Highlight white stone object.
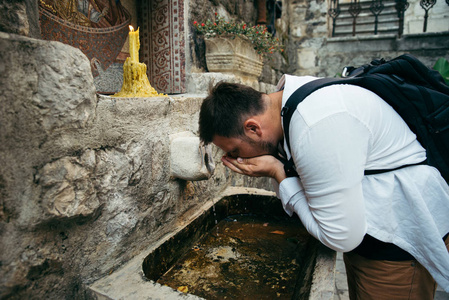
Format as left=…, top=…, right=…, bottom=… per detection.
left=170, top=133, right=215, bottom=181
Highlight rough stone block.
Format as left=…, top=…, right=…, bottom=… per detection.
left=36, top=155, right=99, bottom=219
left=0, top=32, right=97, bottom=135
left=298, top=49, right=317, bottom=69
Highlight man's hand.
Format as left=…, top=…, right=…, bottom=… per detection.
left=221, top=155, right=287, bottom=183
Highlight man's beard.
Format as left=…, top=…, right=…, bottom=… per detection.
left=243, top=135, right=278, bottom=156
left=258, top=140, right=278, bottom=156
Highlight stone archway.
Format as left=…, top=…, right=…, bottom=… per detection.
left=138, top=0, right=186, bottom=94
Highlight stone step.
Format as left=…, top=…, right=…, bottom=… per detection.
left=335, top=23, right=399, bottom=32
left=335, top=16, right=399, bottom=26
left=333, top=27, right=399, bottom=36
left=336, top=12, right=398, bottom=22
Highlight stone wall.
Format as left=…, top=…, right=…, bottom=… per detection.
left=284, top=0, right=449, bottom=77
left=188, top=0, right=260, bottom=74
left=0, top=0, right=40, bottom=39
left=0, top=32, right=272, bottom=299
left=187, top=0, right=289, bottom=87
left=404, top=0, right=448, bottom=34
left=188, top=0, right=448, bottom=87
left=94, top=0, right=287, bottom=94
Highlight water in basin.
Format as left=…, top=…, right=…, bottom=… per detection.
left=158, top=213, right=309, bottom=299
left=142, top=194, right=318, bottom=299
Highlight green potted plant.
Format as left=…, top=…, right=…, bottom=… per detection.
left=193, top=13, right=284, bottom=78
left=433, top=57, right=449, bottom=85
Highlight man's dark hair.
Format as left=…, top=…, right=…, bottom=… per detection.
left=199, top=82, right=265, bottom=144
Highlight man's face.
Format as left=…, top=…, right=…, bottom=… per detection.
left=212, top=134, right=278, bottom=159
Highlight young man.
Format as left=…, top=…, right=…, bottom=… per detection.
left=198, top=75, right=449, bottom=299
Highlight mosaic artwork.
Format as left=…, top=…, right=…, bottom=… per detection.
left=140, top=0, right=186, bottom=94
left=39, top=0, right=131, bottom=77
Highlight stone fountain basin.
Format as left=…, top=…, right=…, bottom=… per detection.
left=90, top=187, right=336, bottom=300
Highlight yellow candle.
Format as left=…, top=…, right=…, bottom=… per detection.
left=129, top=25, right=139, bottom=63
left=113, top=25, right=166, bottom=98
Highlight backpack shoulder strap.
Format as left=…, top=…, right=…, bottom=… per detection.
left=282, top=77, right=356, bottom=155
left=281, top=77, right=353, bottom=177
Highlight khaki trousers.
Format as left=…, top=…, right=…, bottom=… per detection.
left=343, top=235, right=449, bottom=300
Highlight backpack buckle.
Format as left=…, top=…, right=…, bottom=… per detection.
left=342, top=67, right=352, bottom=78
left=284, top=159, right=299, bottom=177
left=281, top=107, right=289, bottom=117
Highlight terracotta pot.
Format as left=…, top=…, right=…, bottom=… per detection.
left=204, top=35, right=263, bottom=78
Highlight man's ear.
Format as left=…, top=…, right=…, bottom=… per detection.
left=243, top=119, right=262, bottom=137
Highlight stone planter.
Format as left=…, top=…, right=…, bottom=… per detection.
left=204, top=35, right=263, bottom=78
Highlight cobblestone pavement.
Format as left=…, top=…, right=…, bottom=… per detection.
left=333, top=252, right=449, bottom=300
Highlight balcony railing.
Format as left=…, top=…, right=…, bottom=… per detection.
left=328, top=0, right=446, bottom=37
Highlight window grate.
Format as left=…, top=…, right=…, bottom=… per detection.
left=329, top=0, right=448, bottom=37
left=330, top=0, right=403, bottom=37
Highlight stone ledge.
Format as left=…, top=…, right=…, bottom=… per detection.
left=89, top=187, right=274, bottom=300
left=308, top=244, right=337, bottom=300
left=89, top=187, right=336, bottom=300
left=327, top=34, right=397, bottom=42
left=326, top=31, right=449, bottom=51
left=186, top=72, right=276, bottom=94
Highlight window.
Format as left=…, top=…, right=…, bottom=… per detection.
left=328, top=0, right=447, bottom=37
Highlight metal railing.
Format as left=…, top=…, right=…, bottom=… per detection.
left=328, top=0, right=446, bottom=37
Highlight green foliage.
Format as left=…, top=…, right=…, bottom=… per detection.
left=193, top=13, right=284, bottom=57
left=433, top=57, right=449, bottom=85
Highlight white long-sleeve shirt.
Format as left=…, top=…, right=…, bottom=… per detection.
left=274, top=74, right=449, bottom=291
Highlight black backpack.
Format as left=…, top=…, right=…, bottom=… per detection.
left=281, top=54, right=449, bottom=182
